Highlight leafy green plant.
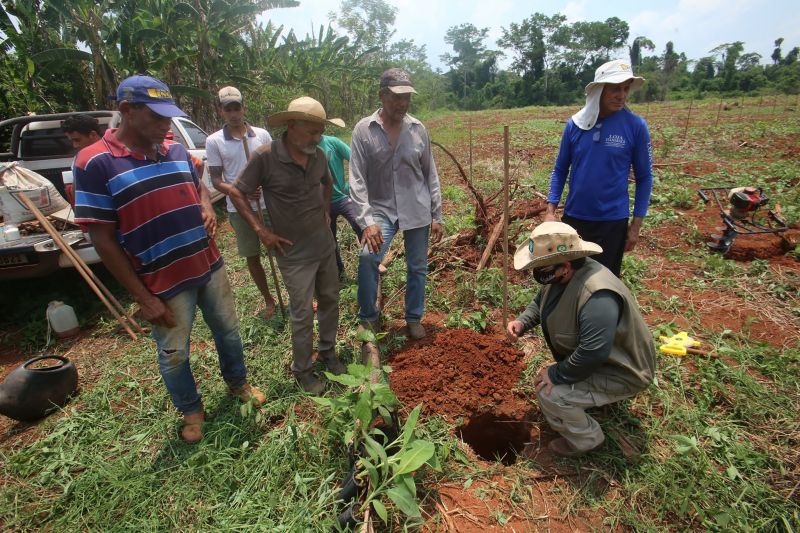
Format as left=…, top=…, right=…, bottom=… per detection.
left=446, top=306, right=489, bottom=331
left=313, top=364, right=440, bottom=526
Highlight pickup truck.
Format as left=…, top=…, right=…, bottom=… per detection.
left=0, top=111, right=222, bottom=280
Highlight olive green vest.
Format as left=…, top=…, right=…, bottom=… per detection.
left=540, top=258, right=656, bottom=389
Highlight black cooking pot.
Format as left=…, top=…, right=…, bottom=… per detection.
left=0, top=355, right=78, bottom=421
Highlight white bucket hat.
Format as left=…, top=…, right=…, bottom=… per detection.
left=267, top=96, right=345, bottom=128
left=572, top=59, right=646, bottom=130
left=585, top=59, right=645, bottom=94
left=513, top=221, right=603, bottom=271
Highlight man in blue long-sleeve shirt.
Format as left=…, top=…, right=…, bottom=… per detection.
left=545, top=59, right=653, bottom=277
left=507, top=222, right=656, bottom=457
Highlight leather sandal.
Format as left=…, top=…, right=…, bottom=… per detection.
left=180, top=411, right=205, bottom=444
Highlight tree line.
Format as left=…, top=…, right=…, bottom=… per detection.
left=2, top=0, right=798, bottom=129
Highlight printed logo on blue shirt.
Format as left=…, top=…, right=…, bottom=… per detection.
left=604, top=134, right=626, bottom=148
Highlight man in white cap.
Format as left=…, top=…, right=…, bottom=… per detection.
left=74, top=75, right=266, bottom=444
left=507, top=221, right=656, bottom=457
left=206, top=86, right=277, bottom=319
left=349, top=67, right=443, bottom=340
left=544, top=59, right=653, bottom=277
left=229, top=96, right=347, bottom=395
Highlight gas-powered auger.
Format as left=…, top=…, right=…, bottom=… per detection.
left=698, top=186, right=787, bottom=254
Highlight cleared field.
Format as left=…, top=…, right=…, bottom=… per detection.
left=1, top=97, right=798, bottom=531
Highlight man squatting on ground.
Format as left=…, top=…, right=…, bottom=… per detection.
left=319, top=133, right=362, bottom=279
left=229, top=97, right=347, bottom=395
left=74, top=75, right=265, bottom=444
left=545, top=59, right=654, bottom=277
left=507, top=222, right=656, bottom=458
left=349, top=68, right=443, bottom=340
left=205, top=86, right=277, bottom=319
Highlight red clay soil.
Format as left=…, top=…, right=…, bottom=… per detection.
left=390, top=328, right=620, bottom=532
left=388, top=328, right=530, bottom=424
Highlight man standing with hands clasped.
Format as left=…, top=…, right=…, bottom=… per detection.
left=229, top=97, right=347, bottom=395
left=349, top=68, right=443, bottom=340
left=545, top=59, right=653, bottom=277
left=206, top=86, right=277, bottom=319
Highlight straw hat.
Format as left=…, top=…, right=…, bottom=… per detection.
left=513, top=221, right=603, bottom=271
left=584, top=59, right=645, bottom=95
left=267, top=96, right=345, bottom=128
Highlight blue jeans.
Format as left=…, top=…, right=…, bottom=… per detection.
left=151, top=266, right=248, bottom=415
left=357, top=213, right=429, bottom=323
left=330, top=197, right=363, bottom=275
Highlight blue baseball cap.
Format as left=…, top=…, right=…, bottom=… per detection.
left=116, top=75, right=187, bottom=118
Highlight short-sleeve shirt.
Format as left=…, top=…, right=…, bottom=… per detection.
left=205, top=123, right=271, bottom=212
left=234, top=136, right=334, bottom=265
left=319, top=135, right=351, bottom=203
left=73, top=128, right=222, bottom=299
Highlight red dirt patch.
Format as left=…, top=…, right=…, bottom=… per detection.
left=389, top=328, right=529, bottom=423
left=432, top=476, right=612, bottom=533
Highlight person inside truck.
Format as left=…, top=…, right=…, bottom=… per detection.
left=61, top=114, right=102, bottom=151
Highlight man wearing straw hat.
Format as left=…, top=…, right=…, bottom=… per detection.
left=544, top=59, right=653, bottom=277
left=74, top=75, right=266, bottom=444
left=230, top=96, right=347, bottom=395
left=206, top=86, right=277, bottom=319
left=349, top=67, right=443, bottom=340
left=507, top=221, right=656, bottom=457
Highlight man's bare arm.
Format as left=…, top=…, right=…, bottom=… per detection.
left=87, top=223, right=175, bottom=327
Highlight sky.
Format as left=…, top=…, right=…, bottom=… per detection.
left=261, top=0, right=800, bottom=71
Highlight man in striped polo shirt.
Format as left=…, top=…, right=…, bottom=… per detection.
left=74, top=75, right=265, bottom=444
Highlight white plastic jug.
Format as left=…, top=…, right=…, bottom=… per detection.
left=46, top=301, right=80, bottom=338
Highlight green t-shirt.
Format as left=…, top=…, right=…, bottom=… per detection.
left=319, top=135, right=351, bottom=203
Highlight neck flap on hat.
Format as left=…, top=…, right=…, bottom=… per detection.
left=570, top=85, right=604, bottom=131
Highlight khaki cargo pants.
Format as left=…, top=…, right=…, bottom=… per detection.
left=537, top=371, right=642, bottom=451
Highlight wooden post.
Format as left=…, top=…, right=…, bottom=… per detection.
left=739, top=95, right=745, bottom=120
left=469, top=119, right=473, bottom=182
left=772, top=94, right=778, bottom=114
left=683, top=98, right=693, bottom=141
left=715, top=97, right=723, bottom=126
left=502, top=126, right=509, bottom=329
left=17, top=193, right=141, bottom=340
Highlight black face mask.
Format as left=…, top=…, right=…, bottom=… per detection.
left=533, top=265, right=560, bottom=285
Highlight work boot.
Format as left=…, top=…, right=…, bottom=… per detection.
left=229, top=383, right=266, bottom=407
left=320, top=350, right=347, bottom=375
left=295, top=371, right=325, bottom=395
left=180, top=410, right=205, bottom=444
left=406, top=321, right=426, bottom=340
left=548, top=437, right=603, bottom=458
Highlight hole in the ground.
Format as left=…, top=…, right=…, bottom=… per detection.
left=457, top=412, right=530, bottom=465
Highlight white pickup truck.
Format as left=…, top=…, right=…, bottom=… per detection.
left=0, top=111, right=222, bottom=280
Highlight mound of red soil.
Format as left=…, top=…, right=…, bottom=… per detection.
left=388, top=328, right=529, bottom=421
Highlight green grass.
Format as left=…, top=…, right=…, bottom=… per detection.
left=1, top=101, right=799, bottom=531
